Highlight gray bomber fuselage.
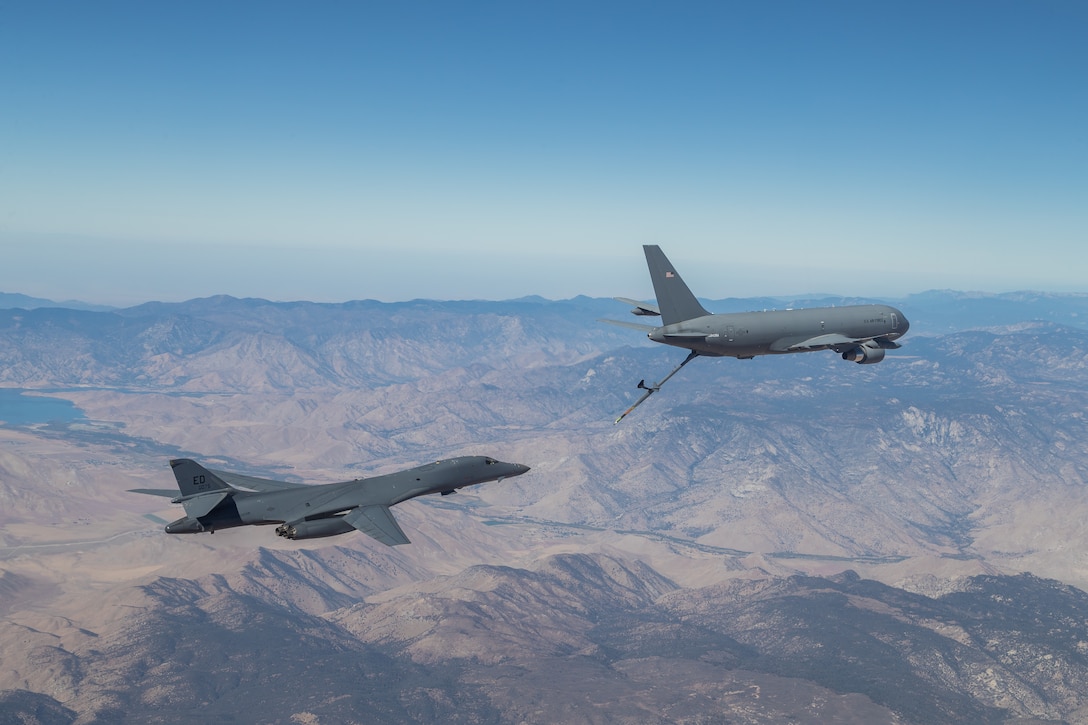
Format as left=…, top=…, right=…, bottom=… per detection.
left=650, top=304, right=909, bottom=358
left=164, top=456, right=529, bottom=534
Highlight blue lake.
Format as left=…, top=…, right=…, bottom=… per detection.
left=0, top=389, right=86, bottom=425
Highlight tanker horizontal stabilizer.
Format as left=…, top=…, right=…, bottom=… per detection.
left=613, top=297, right=661, bottom=316
left=599, top=318, right=656, bottom=333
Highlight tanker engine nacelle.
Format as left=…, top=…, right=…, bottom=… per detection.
left=841, top=342, right=886, bottom=365
left=276, top=516, right=356, bottom=540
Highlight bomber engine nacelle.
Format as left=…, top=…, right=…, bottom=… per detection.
left=275, top=516, right=356, bottom=540
left=841, top=342, right=886, bottom=365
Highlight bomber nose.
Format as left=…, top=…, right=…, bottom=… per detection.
left=511, top=463, right=530, bottom=476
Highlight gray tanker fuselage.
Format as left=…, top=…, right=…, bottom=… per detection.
left=650, top=304, right=908, bottom=359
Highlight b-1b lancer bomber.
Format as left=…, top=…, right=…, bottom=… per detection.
left=605, top=245, right=910, bottom=422
left=131, top=456, right=530, bottom=545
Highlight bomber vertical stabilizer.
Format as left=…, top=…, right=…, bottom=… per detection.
left=170, top=458, right=234, bottom=497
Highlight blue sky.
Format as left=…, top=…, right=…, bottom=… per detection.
left=2, top=1, right=1085, bottom=305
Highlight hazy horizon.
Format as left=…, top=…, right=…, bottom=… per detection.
left=6, top=235, right=1088, bottom=309
left=4, top=262, right=1087, bottom=312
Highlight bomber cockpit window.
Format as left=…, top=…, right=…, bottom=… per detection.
left=485, top=458, right=497, bottom=465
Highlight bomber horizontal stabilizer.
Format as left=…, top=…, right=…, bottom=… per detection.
left=128, top=488, right=181, bottom=498
left=176, top=490, right=231, bottom=518
left=345, top=505, right=411, bottom=546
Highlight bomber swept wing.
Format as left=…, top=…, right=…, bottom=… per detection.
left=344, top=505, right=411, bottom=546
left=207, top=468, right=307, bottom=492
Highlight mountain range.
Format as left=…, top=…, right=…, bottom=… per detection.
left=2, top=290, right=1088, bottom=723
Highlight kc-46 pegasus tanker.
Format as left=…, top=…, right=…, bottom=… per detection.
left=604, top=245, right=910, bottom=421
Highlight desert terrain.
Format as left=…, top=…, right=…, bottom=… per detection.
left=2, top=292, right=1088, bottom=723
